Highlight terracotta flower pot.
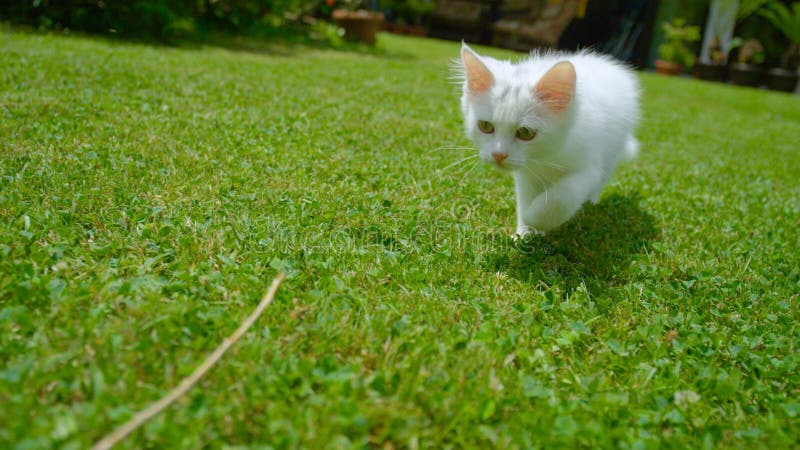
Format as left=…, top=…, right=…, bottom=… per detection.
left=332, top=9, right=385, bottom=45
left=655, top=59, right=683, bottom=75
left=729, top=63, right=764, bottom=87
left=765, top=68, right=798, bottom=92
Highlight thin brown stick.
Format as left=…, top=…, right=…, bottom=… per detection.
left=92, top=273, right=286, bottom=450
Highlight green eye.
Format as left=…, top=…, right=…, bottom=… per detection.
left=477, top=120, right=495, bottom=134
left=515, top=127, right=537, bottom=141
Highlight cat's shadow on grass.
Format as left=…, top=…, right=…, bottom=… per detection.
left=484, top=192, right=659, bottom=294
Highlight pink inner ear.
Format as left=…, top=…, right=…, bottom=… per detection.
left=462, top=49, right=493, bottom=94
left=534, top=61, right=576, bottom=114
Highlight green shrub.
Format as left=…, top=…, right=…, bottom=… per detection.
left=657, top=18, right=701, bottom=68
left=759, top=0, right=800, bottom=68
left=0, top=0, right=323, bottom=44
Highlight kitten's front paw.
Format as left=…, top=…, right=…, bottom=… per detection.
left=513, top=225, right=547, bottom=255
left=524, top=198, right=573, bottom=232
left=514, top=225, right=544, bottom=239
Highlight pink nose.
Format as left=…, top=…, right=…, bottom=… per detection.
left=492, top=152, right=508, bottom=163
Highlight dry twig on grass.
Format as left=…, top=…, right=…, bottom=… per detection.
left=92, top=273, right=286, bottom=450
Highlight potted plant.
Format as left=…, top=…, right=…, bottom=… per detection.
left=728, top=37, right=766, bottom=86
left=695, top=0, right=769, bottom=82
left=759, top=1, right=800, bottom=92
left=696, top=0, right=737, bottom=81
left=695, top=37, right=729, bottom=80
left=655, top=19, right=701, bottom=75
left=328, top=0, right=385, bottom=45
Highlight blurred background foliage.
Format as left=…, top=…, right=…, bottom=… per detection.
left=0, top=0, right=435, bottom=45
left=0, top=0, right=328, bottom=44
left=1, top=1, right=795, bottom=78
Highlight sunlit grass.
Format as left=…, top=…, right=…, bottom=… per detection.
left=1, top=28, right=798, bottom=448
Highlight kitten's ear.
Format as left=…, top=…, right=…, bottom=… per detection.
left=534, top=61, right=576, bottom=114
left=461, top=43, right=494, bottom=94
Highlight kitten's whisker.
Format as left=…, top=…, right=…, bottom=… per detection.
left=431, top=145, right=475, bottom=152
left=457, top=160, right=481, bottom=186
left=521, top=165, right=550, bottom=203
left=529, top=159, right=567, bottom=171
left=439, top=154, right=479, bottom=172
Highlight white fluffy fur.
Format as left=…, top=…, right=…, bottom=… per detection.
left=457, top=43, right=641, bottom=235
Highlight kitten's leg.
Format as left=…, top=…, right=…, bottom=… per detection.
left=513, top=171, right=543, bottom=237
left=624, top=135, right=640, bottom=160
left=523, top=169, right=602, bottom=232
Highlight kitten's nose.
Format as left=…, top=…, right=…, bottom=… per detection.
left=492, top=152, right=508, bottom=164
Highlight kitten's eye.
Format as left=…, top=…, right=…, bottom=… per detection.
left=477, top=120, right=495, bottom=134
left=515, top=127, right=537, bottom=141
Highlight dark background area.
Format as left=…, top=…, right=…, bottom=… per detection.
left=0, top=0, right=796, bottom=71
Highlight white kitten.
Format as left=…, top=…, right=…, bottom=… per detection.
left=457, top=43, right=640, bottom=236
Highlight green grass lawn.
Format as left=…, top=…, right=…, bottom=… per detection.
left=1, top=27, right=799, bottom=449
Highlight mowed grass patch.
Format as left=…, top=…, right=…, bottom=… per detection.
left=1, top=28, right=799, bottom=448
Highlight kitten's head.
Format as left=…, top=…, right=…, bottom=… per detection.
left=458, top=43, right=576, bottom=171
